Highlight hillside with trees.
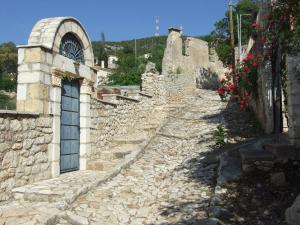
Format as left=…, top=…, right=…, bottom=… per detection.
left=92, top=36, right=167, bottom=85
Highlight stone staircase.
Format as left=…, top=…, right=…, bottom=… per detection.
left=10, top=119, right=165, bottom=209
left=217, top=134, right=296, bottom=185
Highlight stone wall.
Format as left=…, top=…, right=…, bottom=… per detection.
left=0, top=18, right=198, bottom=202
left=162, top=28, right=225, bottom=89
left=90, top=71, right=167, bottom=161
left=0, top=112, right=53, bottom=201
left=287, top=54, right=300, bottom=146
left=249, top=60, right=274, bottom=134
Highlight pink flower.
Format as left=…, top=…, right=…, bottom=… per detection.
left=252, top=22, right=260, bottom=29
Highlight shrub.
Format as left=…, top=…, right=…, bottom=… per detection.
left=213, top=125, right=227, bottom=146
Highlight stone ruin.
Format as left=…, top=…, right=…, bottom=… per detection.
left=162, top=27, right=226, bottom=90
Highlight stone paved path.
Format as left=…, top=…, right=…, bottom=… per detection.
left=0, top=90, right=226, bottom=225
left=60, top=90, right=226, bottom=225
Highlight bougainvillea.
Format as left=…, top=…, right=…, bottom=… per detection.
left=217, top=0, right=299, bottom=111
left=218, top=52, right=262, bottom=111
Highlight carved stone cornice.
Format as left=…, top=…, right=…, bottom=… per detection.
left=51, top=68, right=63, bottom=87
left=51, top=67, right=94, bottom=88
left=80, top=78, right=94, bottom=87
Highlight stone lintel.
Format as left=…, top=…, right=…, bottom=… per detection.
left=51, top=67, right=93, bottom=89
left=17, top=44, right=52, bottom=52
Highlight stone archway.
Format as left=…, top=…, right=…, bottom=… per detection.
left=17, top=17, right=96, bottom=177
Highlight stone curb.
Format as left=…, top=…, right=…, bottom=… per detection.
left=208, top=138, right=262, bottom=222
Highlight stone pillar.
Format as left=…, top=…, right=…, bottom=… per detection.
left=48, top=69, right=62, bottom=177
left=17, top=46, right=52, bottom=114
left=287, top=54, right=300, bottom=147
left=79, top=78, right=92, bottom=170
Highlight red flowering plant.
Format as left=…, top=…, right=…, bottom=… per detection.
left=217, top=0, right=299, bottom=111
left=259, top=0, right=300, bottom=57
left=217, top=52, right=262, bottom=111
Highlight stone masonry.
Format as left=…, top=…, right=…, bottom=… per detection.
left=0, top=16, right=230, bottom=225
left=0, top=112, right=53, bottom=201
left=162, top=27, right=226, bottom=87
left=0, top=17, right=200, bottom=204
left=0, top=89, right=226, bottom=225
left=287, top=54, right=300, bottom=147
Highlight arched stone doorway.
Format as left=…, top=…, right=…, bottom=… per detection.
left=16, top=17, right=96, bottom=177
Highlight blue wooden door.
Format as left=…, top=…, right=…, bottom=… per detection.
left=60, top=79, right=80, bottom=173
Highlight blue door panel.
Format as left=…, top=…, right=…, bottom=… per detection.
left=62, top=83, right=72, bottom=97
left=61, top=125, right=79, bottom=140
left=72, top=84, right=80, bottom=98
left=61, top=140, right=80, bottom=155
left=60, top=79, right=80, bottom=173
left=62, top=96, right=79, bottom=112
left=60, top=154, right=79, bottom=172
left=61, top=111, right=79, bottom=126
left=61, top=96, right=72, bottom=111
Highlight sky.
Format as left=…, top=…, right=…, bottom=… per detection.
left=0, top=0, right=228, bottom=45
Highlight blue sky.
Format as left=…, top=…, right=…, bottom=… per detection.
left=0, top=0, right=228, bottom=45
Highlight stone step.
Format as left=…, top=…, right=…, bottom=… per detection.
left=12, top=141, right=148, bottom=205
left=239, top=147, right=275, bottom=163
left=239, top=140, right=275, bottom=172
left=99, top=144, right=141, bottom=160
left=12, top=170, right=108, bottom=204
left=264, top=143, right=297, bottom=160
left=111, top=144, right=141, bottom=159
left=11, top=136, right=151, bottom=205
left=143, top=124, right=159, bottom=130
left=112, top=133, right=147, bottom=145
left=142, top=124, right=159, bottom=135
left=87, top=159, right=121, bottom=171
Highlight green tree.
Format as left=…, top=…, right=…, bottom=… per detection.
left=108, top=45, right=146, bottom=85
left=0, top=42, right=17, bottom=91
left=149, top=45, right=165, bottom=73
left=203, top=0, right=259, bottom=66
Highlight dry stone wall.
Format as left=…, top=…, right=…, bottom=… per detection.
left=0, top=113, right=53, bottom=201
left=90, top=71, right=169, bottom=161
left=162, top=28, right=225, bottom=89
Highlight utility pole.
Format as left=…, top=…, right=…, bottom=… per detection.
left=134, top=39, right=137, bottom=65
left=237, top=14, right=252, bottom=61
left=229, top=0, right=235, bottom=70
left=237, top=14, right=241, bottom=62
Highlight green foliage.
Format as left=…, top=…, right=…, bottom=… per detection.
left=0, top=42, right=17, bottom=89
left=0, top=42, right=17, bottom=73
left=201, top=0, right=259, bottom=66
left=149, top=45, right=165, bottom=73
left=266, top=0, right=300, bottom=54
left=0, top=73, right=17, bottom=91
left=0, top=92, right=16, bottom=110
left=92, top=36, right=167, bottom=58
left=105, top=36, right=166, bottom=86
left=108, top=46, right=146, bottom=85
left=213, top=125, right=227, bottom=146
left=93, top=32, right=108, bottom=66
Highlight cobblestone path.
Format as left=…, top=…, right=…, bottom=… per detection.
left=59, top=90, right=226, bottom=225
